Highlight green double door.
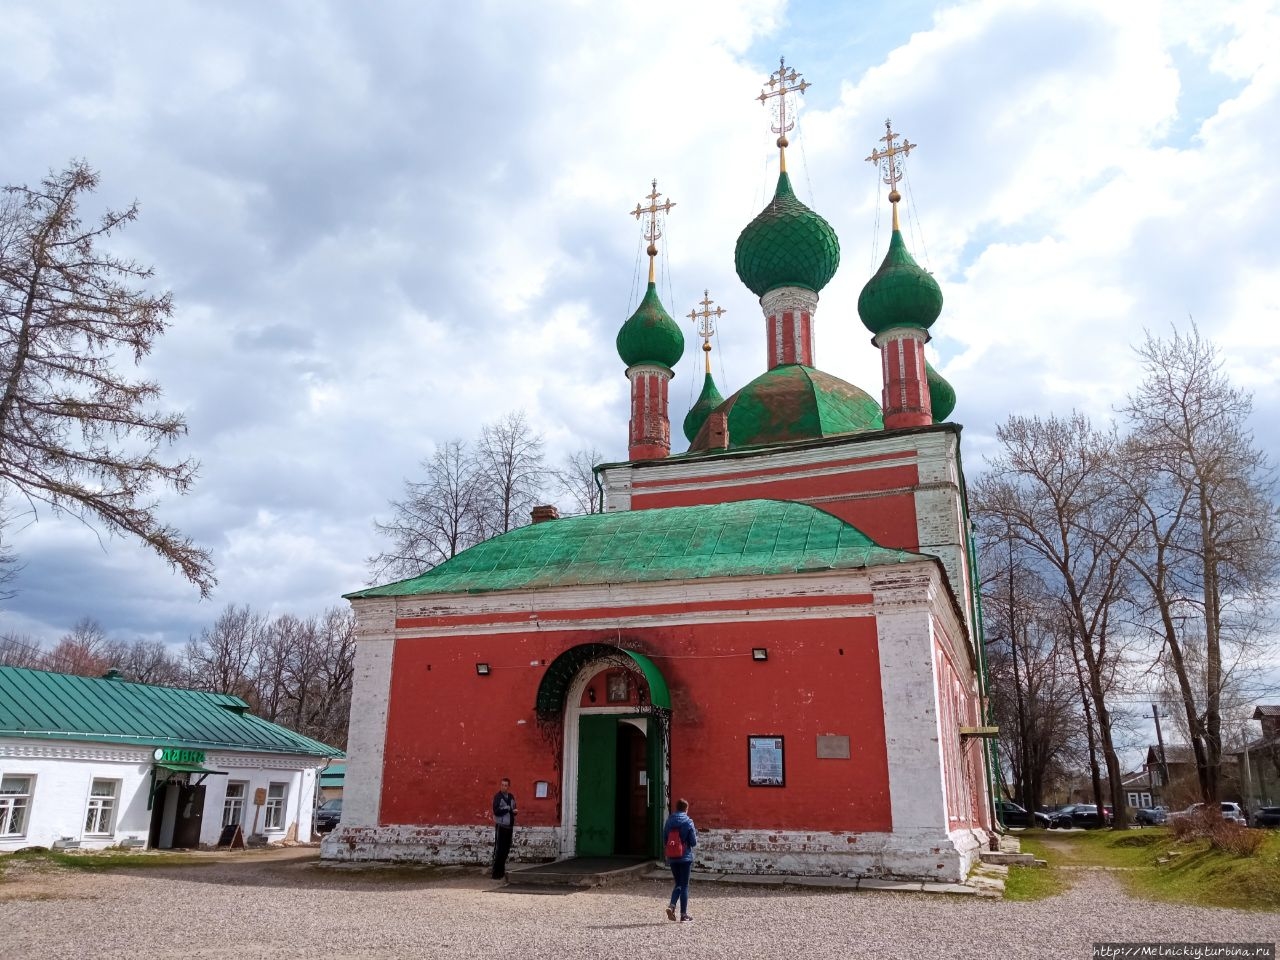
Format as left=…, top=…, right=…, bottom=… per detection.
left=576, top=715, right=663, bottom=857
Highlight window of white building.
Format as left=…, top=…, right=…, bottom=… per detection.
left=1, top=776, right=33, bottom=836
left=264, top=782, right=287, bottom=830
left=84, top=779, right=119, bottom=835
left=223, top=782, right=247, bottom=828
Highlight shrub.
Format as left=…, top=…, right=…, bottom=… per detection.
left=1209, top=822, right=1266, bottom=856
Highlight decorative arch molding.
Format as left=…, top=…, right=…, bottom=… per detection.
left=534, top=643, right=671, bottom=720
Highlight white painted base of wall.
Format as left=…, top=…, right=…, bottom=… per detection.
left=321, top=824, right=559, bottom=864
left=320, top=823, right=990, bottom=882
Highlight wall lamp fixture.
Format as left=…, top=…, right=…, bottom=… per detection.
left=751, top=648, right=769, bottom=661
left=587, top=687, right=597, bottom=703
left=476, top=663, right=491, bottom=676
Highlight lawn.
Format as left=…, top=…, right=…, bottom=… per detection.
left=0, top=848, right=205, bottom=876
left=1014, top=827, right=1280, bottom=911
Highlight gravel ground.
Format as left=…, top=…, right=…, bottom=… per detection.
left=2, top=850, right=1277, bottom=960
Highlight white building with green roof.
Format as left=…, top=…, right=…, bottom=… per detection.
left=0, top=666, right=342, bottom=851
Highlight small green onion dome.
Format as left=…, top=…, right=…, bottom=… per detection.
left=857, top=229, right=943, bottom=335
left=734, top=171, right=840, bottom=298
left=926, top=361, right=956, bottom=421
left=617, top=282, right=684, bottom=369
left=682, top=369, right=725, bottom=444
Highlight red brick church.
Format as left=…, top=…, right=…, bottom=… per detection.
left=327, top=65, right=994, bottom=882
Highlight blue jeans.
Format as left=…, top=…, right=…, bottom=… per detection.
left=668, top=859, right=692, bottom=915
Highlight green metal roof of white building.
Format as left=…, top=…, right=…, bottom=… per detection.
left=0, top=666, right=341, bottom=758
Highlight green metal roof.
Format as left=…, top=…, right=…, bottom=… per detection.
left=858, top=228, right=943, bottom=334
left=0, top=667, right=342, bottom=757
left=688, top=365, right=883, bottom=452
left=735, top=171, right=840, bottom=297
left=617, top=282, right=685, bottom=369
left=348, top=498, right=924, bottom=599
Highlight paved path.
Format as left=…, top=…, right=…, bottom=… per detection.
left=2, top=851, right=1276, bottom=959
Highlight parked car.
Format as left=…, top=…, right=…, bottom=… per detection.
left=996, top=800, right=1052, bottom=829
left=1134, top=806, right=1167, bottom=825
left=1253, top=806, right=1280, bottom=828
left=1047, top=804, right=1107, bottom=829
left=315, top=798, right=342, bottom=834
left=1169, top=802, right=1248, bottom=826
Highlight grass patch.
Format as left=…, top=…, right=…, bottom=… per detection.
left=1004, top=862, right=1066, bottom=901
left=1038, top=828, right=1280, bottom=911
left=0, top=849, right=205, bottom=872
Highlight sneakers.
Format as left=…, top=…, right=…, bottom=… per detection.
left=680, top=915, right=693, bottom=922
left=665, top=905, right=677, bottom=922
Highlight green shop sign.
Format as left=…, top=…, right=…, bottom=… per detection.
left=153, top=747, right=206, bottom=765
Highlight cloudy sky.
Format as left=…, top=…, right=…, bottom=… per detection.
left=1, top=0, right=1276, bottom=684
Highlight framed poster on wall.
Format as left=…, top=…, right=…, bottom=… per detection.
left=747, top=735, right=785, bottom=787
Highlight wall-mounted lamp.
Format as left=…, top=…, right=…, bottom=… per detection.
left=751, top=648, right=769, bottom=661
left=587, top=687, right=597, bottom=703
left=476, top=663, right=491, bottom=676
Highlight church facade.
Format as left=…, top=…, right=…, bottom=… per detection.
left=325, top=71, right=994, bottom=882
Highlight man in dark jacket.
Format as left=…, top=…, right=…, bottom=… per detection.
left=491, top=777, right=517, bottom=879
left=663, top=798, right=697, bottom=921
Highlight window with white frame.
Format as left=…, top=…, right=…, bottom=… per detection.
left=84, top=779, right=119, bottom=835
left=1, top=776, right=33, bottom=837
left=223, top=781, right=247, bottom=828
left=264, top=782, right=287, bottom=830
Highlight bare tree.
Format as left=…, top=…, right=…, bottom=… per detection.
left=974, top=413, right=1139, bottom=826
left=475, top=410, right=546, bottom=535
left=184, top=603, right=262, bottom=700
left=554, top=446, right=605, bottom=515
left=0, top=631, right=43, bottom=668
left=0, top=161, right=213, bottom=596
left=44, top=616, right=111, bottom=675
left=1115, top=326, right=1279, bottom=803
left=370, top=439, right=485, bottom=581
left=103, top=637, right=182, bottom=685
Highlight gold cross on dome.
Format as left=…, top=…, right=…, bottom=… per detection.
left=629, top=179, right=676, bottom=249
left=688, top=290, right=725, bottom=372
left=865, top=118, right=916, bottom=227
left=757, top=57, right=810, bottom=143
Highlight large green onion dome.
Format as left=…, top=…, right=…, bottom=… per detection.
left=682, top=370, right=725, bottom=444
left=617, top=282, right=685, bottom=369
left=857, top=229, right=942, bottom=335
left=688, top=364, right=882, bottom=452
left=734, top=172, right=840, bottom=298
left=926, top=360, right=956, bottom=421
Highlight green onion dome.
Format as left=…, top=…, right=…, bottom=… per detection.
left=688, top=365, right=882, bottom=452
left=857, top=229, right=943, bottom=335
left=682, top=369, right=725, bottom=444
left=734, top=172, right=840, bottom=298
left=926, top=361, right=956, bottom=421
left=617, top=282, right=684, bottom=369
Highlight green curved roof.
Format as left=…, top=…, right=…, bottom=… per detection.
left=926, top=361, right=956, bottom=421
left=857, top=229, right=943, bottom=334
left=347, top=499, right=924, bottom=598
left=688, top=364, right=883, bottom=452
left=617, top=282, right=684, bottom=368
left=682, top=369, right=725, bottom=443
left=735, top=171, right=840, bottom=297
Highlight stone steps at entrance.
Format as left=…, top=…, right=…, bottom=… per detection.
left=506, top=856, right=654, bottom=887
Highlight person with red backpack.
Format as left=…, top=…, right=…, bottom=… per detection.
left=663, top=798, right=698, bottom=922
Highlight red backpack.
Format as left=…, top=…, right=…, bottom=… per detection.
left=664, top=827, right=685, bottom=859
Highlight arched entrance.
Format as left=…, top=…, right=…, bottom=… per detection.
left=535, top=644, right=671, bottom=859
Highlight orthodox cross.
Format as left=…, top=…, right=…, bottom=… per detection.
left=687, top=290, right=725, bottom=372
left=757, top=57, right=810, bottom=169
left=630, top=179, right=677, bottom=282
left=865, top=118, right=916, bottom=228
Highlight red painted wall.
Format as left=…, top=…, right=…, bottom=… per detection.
left=629, top=460, right=922, bottom=550
left=380, top=611, right=893, bottom=834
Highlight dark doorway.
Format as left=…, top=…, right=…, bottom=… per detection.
left=172, top=783, right=206, bottom=848
left=615, top=723, right=648, bottom=855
